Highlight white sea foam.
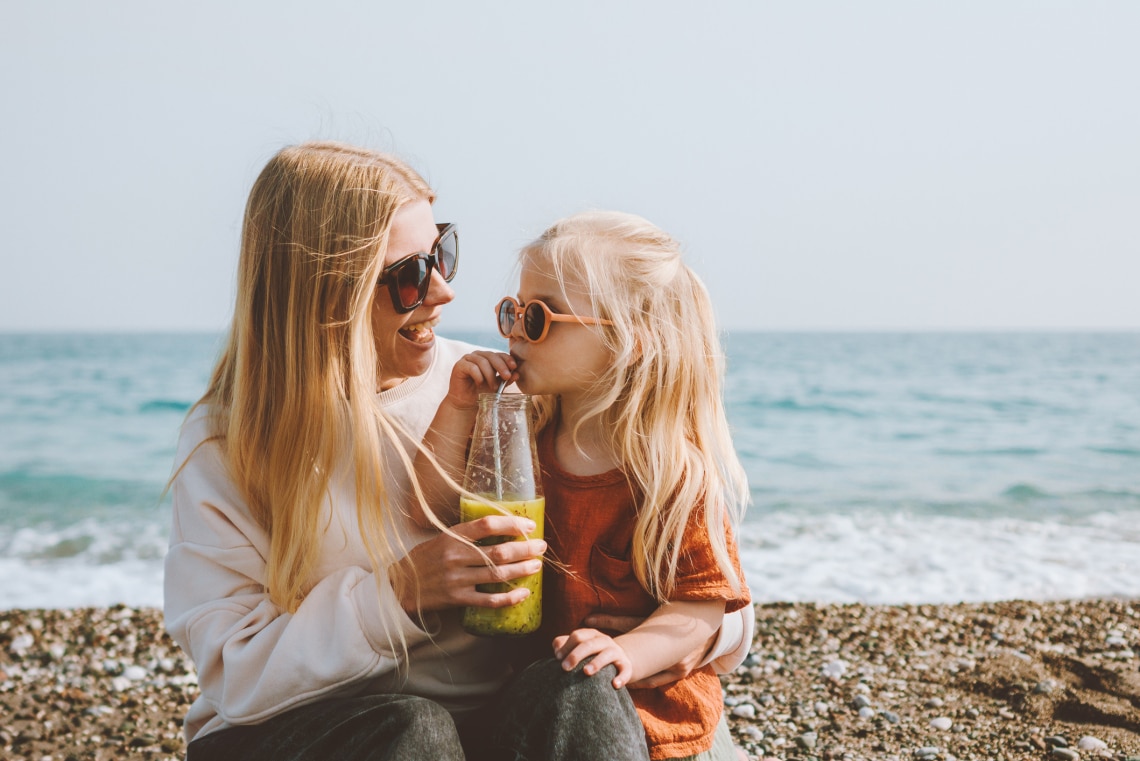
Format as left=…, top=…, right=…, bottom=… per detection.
left=1, top=510, right=1137, bottom=610
left=738, top=510, right=1140, bottom=605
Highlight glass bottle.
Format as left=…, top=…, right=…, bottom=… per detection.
left=460, top=392, right=544, bottom=636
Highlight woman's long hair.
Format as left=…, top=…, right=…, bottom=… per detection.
left=200, top=141, right=432, bottom=613
left=525, top=211, right=749, bottom=602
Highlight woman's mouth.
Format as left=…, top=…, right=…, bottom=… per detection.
left=399, top=316, right=440, bottom=344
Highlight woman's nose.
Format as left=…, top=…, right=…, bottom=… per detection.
left=425, top=267, right=455, bottom=306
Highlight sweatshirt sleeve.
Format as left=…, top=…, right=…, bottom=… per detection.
left=163, top=416, right=433, bottom=735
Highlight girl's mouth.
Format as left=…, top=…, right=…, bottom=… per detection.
left=399, top=316, right=440, bottom=344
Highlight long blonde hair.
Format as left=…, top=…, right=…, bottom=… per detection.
left=524, top=210, right=750, bottom=602
left=200, top=141, right=432, bottom=613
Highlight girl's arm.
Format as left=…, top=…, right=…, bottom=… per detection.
left=582, top=604, right=756, bottom=686
left=411, top=350, right=517, bottom=528
left=552, top=600, right=726, bottom=689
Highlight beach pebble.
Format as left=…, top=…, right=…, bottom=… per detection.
left=8, top=633, right=34, bottom=656
left=924, top=697, right=944, bottom=708
left=813, top=700, right=829, bottom=715
left=853, top=694, right=872, bottom=708
left=123, top=664, right=149, bottom=681
left=854, top=681, right=871, bottom=693
left=1077, top=737, right=1107, bottom=751
left=1051, top=749, right=1080, bottom=761
left=1034, top=679, right=1060, bottom=694
left=930, top=716, right=952, bottom=730
left=821, top=659, right=848, bottom=679
left=881, top=710, right=900, bottom=724
left=732, top=703, right=757, bottom=719
left=796, top=731, right=817, bottom=750
left=914, top=748, right=941, bottom=759
left=739, top=725, right=763, bottom=742
left=1046, top=736, right=1070, bottom=748
left=858, top=706, right=875, bottom=719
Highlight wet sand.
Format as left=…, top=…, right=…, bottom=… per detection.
left=1, top=599, right=1137, bottom=760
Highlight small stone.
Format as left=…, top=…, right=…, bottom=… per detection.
left=123, top=664, right=149, bottom=681
left=1051, top=749, right=1079, bottom=761
left=854, top=682, right=871, bottom=693
left=924, top=697, right=944, bottom=708
left=732, top=703, right=757, bottom=719
left=1077, top=737, right=1107, bottom=751
left=821, top=659, right=848, bottom=679
left=739, top=725, right=763, bottom=742
left=930, top=717, right=952, bottom=730
left=915, top=748, right=940, bottom=759
left=853, top=694, right=872, bottom=708
left=797, top=732, right=818, bottom=750
left=1046, top=736, right=1070, bottom=748
left=881, top=710, right=901, bottom=724
left=813, top=700, right=829, bottom=715
left=1035, top=679, right=1060, bottom=694
left=858, top=706, right=875, bottom=719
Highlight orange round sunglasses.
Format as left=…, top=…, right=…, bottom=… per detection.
left=495, top=296, right=614, bottom=343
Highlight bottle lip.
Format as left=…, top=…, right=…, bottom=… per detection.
left=477, top=391, right=531, bottom=402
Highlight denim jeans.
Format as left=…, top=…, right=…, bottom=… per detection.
left=186, top=658, right=650, bottom=761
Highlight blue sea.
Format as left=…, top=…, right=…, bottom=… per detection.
left=1, top=332, right=1138, bottom=611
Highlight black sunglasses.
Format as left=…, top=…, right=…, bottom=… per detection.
left=377, top=223, right=458, bottom=313
left=495, top=296, right=614, bottom=343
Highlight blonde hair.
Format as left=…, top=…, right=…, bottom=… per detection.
left=523, top=210, right=749, bottom=602
left=200, top=141, right=431, bottom=614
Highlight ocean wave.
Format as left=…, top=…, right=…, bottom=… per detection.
left=139, top=399, right=193, bottom=414
left=0, top=471, right=167, bottom=525
left=737, top=510, right=1140, bottom=605
left=1086, top=445, right=1140, bottom=457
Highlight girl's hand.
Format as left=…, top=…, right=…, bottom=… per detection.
left=445, top=351, right=517, bottom=411
left=391, top=515, right=545, bottom=613
left=582, top=611, right=716, bottom=689
left=551, top=628, right=634, bottom=689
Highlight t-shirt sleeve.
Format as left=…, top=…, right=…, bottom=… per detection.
left=670, top=506, right=751, bottom=614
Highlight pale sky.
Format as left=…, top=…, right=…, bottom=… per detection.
left=2, top=1, right=1137, bottom=332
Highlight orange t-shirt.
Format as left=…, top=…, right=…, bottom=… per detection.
left=538, top=427, right=751, bottom=760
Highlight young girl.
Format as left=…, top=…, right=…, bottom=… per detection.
left=417, top=210, right=752, bottom=761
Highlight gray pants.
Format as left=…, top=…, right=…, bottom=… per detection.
left=186, top=659, right=650, bottom=761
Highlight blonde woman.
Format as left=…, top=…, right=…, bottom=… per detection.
left=418, top=211, right=752, bottom=761
left=165, top=144, right=752, bottom=761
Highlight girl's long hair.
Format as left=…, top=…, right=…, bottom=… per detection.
left=200, top=141, right=431, bottom=614
left=526, top=211, right=749, bottom=602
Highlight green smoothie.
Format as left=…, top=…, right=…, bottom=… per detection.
left=460, top=495, right=544, bottom=636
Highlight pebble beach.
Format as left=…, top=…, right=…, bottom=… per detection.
left=1, top=599, right=1138, bottom=761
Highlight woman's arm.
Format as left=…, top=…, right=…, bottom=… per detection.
left=552, top=600, right=726, bottom=689
left=411, top=351, right=517, bottom=528
left=164, top=423, right=431, bottom=732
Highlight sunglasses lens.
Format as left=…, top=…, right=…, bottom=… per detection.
left=496, top=299, right=516, bottom=337
left=435, top=229, right=458, bottom=281
left=523, top=302, right=546, bottom=341
left=393, top=256, right=429, bottom=310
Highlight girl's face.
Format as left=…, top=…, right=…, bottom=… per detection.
left=508, top=261, right=615, bottom=403
left=371, top=199, right=455, bottom=391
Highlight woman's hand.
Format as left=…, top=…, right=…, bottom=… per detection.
left=583, top=612, right=716, bottom=689
left=391, top=514, right=545, bottom=613
left=552, top=628, right=634, bottom=690
left=445, top=351, right=517, bottom=411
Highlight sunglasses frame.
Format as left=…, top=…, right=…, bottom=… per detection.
left=377, top=223, right=458, bottom=313
left=495, top=296, right=614, bottom=343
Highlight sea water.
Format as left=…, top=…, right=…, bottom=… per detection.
left=1, top=331, right=1137, bottom=610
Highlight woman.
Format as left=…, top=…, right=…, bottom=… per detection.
left=163, top=141, right=753, bottom=760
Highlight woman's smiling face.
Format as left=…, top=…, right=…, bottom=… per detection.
left=371, top=199, right=455, bottom=391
